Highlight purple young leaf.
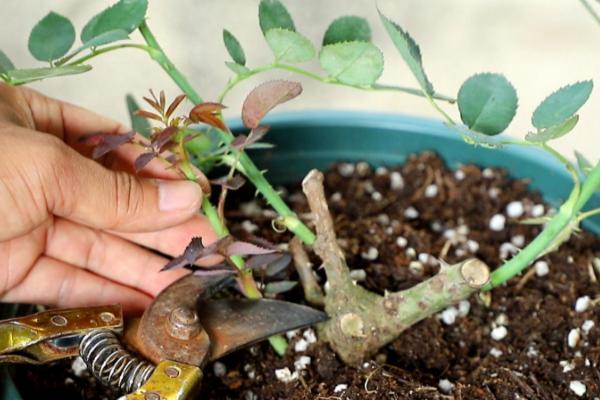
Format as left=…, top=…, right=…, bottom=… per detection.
left=161, top=237, right=206, bottom=271
left=134, top=152, right=157, bottom=172
left=192, top=264, right=237, bottom=277
left=264, top=280, right=298, bottom=295
left=246, top=253, right=291, bottom=277
left=246, top=125, right=269, bottom=145
left=226, top=241, right=276, bottom=257
left=241, top=80, right=302, bottom=128
left=152, top=126, right=178, bottom=152
left=211, top=175, right=246, bottom=191
left=161, top=255, right=188, bottom=271
left=265, top=253, right=292, bottom=276
left=88, top=131, right=135, bottom=159
left=165, top=94, right=187, bottom=118
left=230, top=134, right=248, bottom=150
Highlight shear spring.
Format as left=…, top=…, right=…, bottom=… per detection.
left=80, top=330, right=155, bottom=393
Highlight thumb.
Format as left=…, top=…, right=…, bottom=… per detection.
left=7, top=130, right=204, bottom=233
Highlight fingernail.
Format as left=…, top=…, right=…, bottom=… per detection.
left=158, top=180, right=202, bottom=211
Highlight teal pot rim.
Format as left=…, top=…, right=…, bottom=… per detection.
left=230, top=110, right=600, bottom=233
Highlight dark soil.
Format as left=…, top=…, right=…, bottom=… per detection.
left=12, top=152, right=600, bottom=399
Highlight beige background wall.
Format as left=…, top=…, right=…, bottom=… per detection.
left=2, top=0, right=599, bottom=160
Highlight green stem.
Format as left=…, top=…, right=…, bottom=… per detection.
left=580, top=0, right=600, bottom=25
left=485, top=160, right=600, bottom=289
left=217, top=62, right=455, bottom=104
left=138, top=22, right=203, bottom=105
left=61, top=44, right=153, bottom=66
left=579, top=207, right=600, bottom=220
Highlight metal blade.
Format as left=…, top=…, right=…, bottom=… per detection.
left=198, top=299, right=328, bottom=361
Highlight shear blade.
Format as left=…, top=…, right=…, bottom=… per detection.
left=198, top=299, right=328, bottom=361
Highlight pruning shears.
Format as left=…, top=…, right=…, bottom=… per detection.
left=0, top=273, right=327, bottom=399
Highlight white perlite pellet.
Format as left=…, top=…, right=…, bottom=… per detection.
left=438, top=379, right=454, bottom=394
left=582, top=320, right=595, bottom=334
left=213, top=361, right=227, bottom=377
left=535, top=261, right=549, bottom=277
left=500, top=242, right=519, bottom=259
left=406, top=247, right=417, bottom=259
left=466, top=240, right=479, bottom=253
left=361, top=246, right=379, bottom=260
left=575, top=296, right=591, bottom=313
left=390, top=172, right=404, bottom=190
left=482, top=168, right=495, bottom=178
left=371, top=191, right=383, bottom=201
left=561, top=360, right=575, bottom=373
left=511, top=234, right=525, bottom=247
left=330, top=192, right=342, bottom=202
left=454, top=169, right=465, bottom=181
left=396, top=236, right=408, bottom=248
left=506, top=201, right=524, bottom=218
left=531, top=204, right=545, bottom=217
left=488, top=187, right=501, bottom=199
left=294, top=338, right=308, bottom=353
left=356, top=161, right=370, bottom=176
left=350, top=269, right=367, bottom=281
left=489, top=348, right=503, bottom=358
left=338, top=163, right=355, bottom=177
left=458, top=300, right=471, bottom=317
left=425, top=184, right=438, bottom=198
left=275, top=367, right=298, bottom=383
left=333, top=384, right=348, bottom=393
left=286, top=329, right=299, bottom=339
left=71, top=357, right=88, bottom=377
left=404, top=206, right=419, bottom=219
left=294, top=356, right=311, bottom=371
left=489, top=214, right=506, bottom=231
left=495, top=313, right=508, bottom=326
left=377, top=213, right=390, bottom=225
left=241, top=220, right=259, bottom=233
left=491, top=326, right=508, bottom=341
left=568, top=328, right=581, bottom=348
left=376, top=166, right=388, bottom=175
left=303, top=329, right=317, bottom=343
left=441, top=307, right=458, bottom=325
left=569, top=381, right=587, bottom=397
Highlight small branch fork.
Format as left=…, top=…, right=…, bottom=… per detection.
left=301, top=169, right=490, bottom=364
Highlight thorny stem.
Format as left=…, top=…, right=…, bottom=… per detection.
left=61, top=43, right=154, bottom=67
left=217, top=62, right=456, bottom=104
left=138, top=21, right=287, bottom=355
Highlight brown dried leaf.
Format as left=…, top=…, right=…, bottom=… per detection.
left=242, top=80, right=302, bottom=128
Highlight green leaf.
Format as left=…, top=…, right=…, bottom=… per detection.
left=525, top=115, right=579, bottom=143
left=28, top=12, right=75, bottom=61
left=457, top=73, right=518, bottom=136
left=575, top=150, right=593, bottom=176
left=378, top=10, right=433, bottom=95
left=6, top=65, right=92, bottom=85
left=532, top=80, right=593, bottom=129
left=323, top=16, right=371, bottom=45
left=225, top=61, right=251, bottom=76
left=319, top=41, right=383, bottom=86
left=0, top=50, right=15, bottom=74
left=223, top=29, right=246, bottom=66
left=81, top=0, right=148, bottom=43
left=126, top=94, right=151, bottom=137
left=259, top=0, right=295, bottom=35
left=265, top=28, right=315, bottom=63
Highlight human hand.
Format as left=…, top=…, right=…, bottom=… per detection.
left=0, top=83, right=218, bottom=315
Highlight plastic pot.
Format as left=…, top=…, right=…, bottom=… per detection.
left=2, top=111, right=598, bottom=398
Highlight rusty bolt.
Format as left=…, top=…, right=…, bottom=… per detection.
left=50, top=315, right=68, bottom=327
left=166, top=307, right=201, bottom=340
left=144, top=392, right=161, bottom=400
left=164, top=366, right=180, bottom=378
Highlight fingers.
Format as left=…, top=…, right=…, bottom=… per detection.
left=0, top=127, right=203, bottom=234
left=45, top=218, right=187, bottom=297
left=114, top=214, right=222, bottom=266
left=1, top=256, right=152, bottom=316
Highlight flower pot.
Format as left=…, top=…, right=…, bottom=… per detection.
left=2, top=111, right=599, bottom=398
